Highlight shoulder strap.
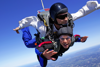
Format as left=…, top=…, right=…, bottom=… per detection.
left=37, top=9, right=50, bottom=27
left=70, top=35, right=75, bottom=46
left=34, top=29, right=42, bottom=44
left=68, top=13, right=75, bottom=28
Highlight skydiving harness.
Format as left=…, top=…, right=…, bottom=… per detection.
left=35, top=8, right=75, bottom=52
left=36, top=9, right=60, bottom=52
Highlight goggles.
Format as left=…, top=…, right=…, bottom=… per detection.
left=59, top=36, right=71, bottom=41
left=56, top=14, right=68, bottom=19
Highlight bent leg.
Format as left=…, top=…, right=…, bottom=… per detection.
left=35, top=48, right=47, bottom=67
left=37, top=55, right=47, bottom=67
left=21, top=27, right=37, bottom=48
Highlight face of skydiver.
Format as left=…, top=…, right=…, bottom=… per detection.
left=56, top=12, right=68, bottom=25
left=54, top=12, right=69, bottom=29
left=59, top=35, right=71, bottom=49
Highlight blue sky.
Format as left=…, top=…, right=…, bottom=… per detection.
left=0, top=0, right=100, bottom=67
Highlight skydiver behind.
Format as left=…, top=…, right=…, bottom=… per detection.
left=13, top=0, right=100, bottom=48
left=35, top=27, right=88, bottom=67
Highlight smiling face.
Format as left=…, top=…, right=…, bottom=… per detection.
left=59, top=35, right=71, bottom=49
left=56, top=12, right=68, bottom=25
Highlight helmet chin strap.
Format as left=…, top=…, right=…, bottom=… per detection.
left=54, top=23, right=68, bottom=30
left=59, top=23, right=68, bottom=27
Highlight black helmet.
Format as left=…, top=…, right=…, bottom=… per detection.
left=50, top=2, right=68, bottom=23
left=58, top=27, right=73, bottom=37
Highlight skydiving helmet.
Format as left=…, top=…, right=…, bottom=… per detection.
left=50, top=2, right=68, bottom=24
left=50, top=2, right=74, bottom=28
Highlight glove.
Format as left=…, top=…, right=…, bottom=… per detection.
left=87, top=1, right=100, bottom=10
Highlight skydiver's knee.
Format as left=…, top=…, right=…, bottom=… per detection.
left=24, top=42, right=35, bottom=48
left=25, top=44, right=36, bottom=48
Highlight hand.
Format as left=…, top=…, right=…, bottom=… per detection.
left=93, top=1, right=100, bottom=9
left=81, top=36, right=88, bottom=42
left=96, top=3, right=100, bottom=9
left=43, top=49, right=57, bottom=60
left=13, top=27, right=20, bottom=34
left=87, top=0, right=100, bottom=9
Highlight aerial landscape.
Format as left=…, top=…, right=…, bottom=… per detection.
left=20, top=44, right=100, bottom=67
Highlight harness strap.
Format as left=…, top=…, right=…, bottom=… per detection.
left=38, top=41, right=52, bottom=47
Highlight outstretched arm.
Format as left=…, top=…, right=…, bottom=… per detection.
left=72, top=0, right=100, bottom=21
left=74, top=34, right=88, bottom=42
left=13, top=16, right=38, bottom=34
